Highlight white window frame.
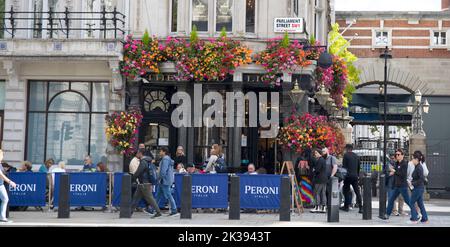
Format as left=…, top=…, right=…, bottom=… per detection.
left=244, top=0, right=257, bottom=37
left=214, top=0, right=234, bottom=35
left=430, top=30, right=448, bottom=48
left=189, top=0, right=213, bottom=35
left=372, top=29, right=392, bottom=49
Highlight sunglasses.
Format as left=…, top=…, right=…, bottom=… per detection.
left=395, top=153, right=403, bottom=156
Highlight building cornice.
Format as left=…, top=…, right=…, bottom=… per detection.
left=336, top=10, right=450, bottom=19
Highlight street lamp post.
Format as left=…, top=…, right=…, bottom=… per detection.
left=407, top=90, right=430, bottom=135
left=380, top=46, right=392, bottom=172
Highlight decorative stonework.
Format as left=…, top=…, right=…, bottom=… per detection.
left=2, top=60, right=18, bottom=87
left=109, top=59, right=123, bottom=92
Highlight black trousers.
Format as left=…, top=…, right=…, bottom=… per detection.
left=343, top=176, right=362, bottom=208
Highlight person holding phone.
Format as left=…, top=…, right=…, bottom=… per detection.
left=0, top=150, right=17, bottom=223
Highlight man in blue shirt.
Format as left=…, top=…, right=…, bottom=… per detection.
left=155, top=147, right=177, bottom=216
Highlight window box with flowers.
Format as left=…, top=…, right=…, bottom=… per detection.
left=120, top=27, right=252, bottom=82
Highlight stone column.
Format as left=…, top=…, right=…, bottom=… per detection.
left=107, top=60, right=125, bottom=172
left=409, top=133, right=429, bottom=200
left=2, top=60, right=26, bottom=167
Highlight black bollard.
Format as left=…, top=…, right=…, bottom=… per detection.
left=120, top=173, right=132, bottom=218
left=362, top=175, right=372, bottom=220
left=379, top=174, right=386, bottom=218
left=58, top=173, right=70, bottom=218
left=181, top=175, right=192, bottom=219
left=229, top=175, right=240, bottom=220
left=327, top=176, right=339, bottom=222
left=280, top=176, right=290, bottom=221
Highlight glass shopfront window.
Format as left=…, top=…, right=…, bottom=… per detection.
left=26, top=81, right=109, bottom=165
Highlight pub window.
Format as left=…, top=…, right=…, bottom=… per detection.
left=26, top=81, right=109, bottom=166
left=192, top=0, right=209, bottom=32
left=245, top=0, right=255, bottom=33
left=433, top=31, right=447, bottom=46
left=216, top=0, right=233, bottom=32
left=143, top=90, right=170, bottom=112
left=171, top=0, right=178, bottom=32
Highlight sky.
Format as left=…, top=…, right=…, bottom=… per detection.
left=335, top=0, right=442, bottom=11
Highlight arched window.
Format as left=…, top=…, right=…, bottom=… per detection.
left=26, top=81, right=109, bottom=166
left=143, top=90, right=170, bottom=112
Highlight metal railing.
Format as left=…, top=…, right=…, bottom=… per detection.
left=0, top=6, right=125, bottom=39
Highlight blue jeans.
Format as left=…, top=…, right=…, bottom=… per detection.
left=0, top=185, right=9, bottom=220
left=155, top=184, right=177, bottom=214
left=386, top=186, right=411, bottom=216
left=410, top=187, right=428, bottom=222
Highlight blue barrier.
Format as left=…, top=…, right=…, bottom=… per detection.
left=7, top=172, right=47, bottom=207
left=239, top=174, right=282, bottom=209
left=53, top=172, right=107, bottom=207
left=173, top=173, right=228, bottom=209
left=112, top=173, right=161, bottom=208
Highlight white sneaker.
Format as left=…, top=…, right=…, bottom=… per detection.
left=0, top=219, right=13, bottom=223
left=406, top=220, right=419, bottom=224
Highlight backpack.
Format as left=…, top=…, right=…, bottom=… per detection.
left=146, top=160, right=158, bottom=185
left=214, top=156, right=227, bottom=173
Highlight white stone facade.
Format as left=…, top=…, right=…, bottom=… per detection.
left=0, top=0, right=332, bottom=171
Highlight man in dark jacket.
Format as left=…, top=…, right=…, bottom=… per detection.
left=311, top=149, right=328, bottom=213
left=131, top=148, right=161, bottom=218
left=341, top=144, right=363, bottom=213
left=382, top=148, right=413, bottom=220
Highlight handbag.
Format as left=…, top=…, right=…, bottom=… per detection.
left=335, top=167, right=347, bottom=181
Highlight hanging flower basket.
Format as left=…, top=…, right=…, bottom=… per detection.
left=105, top=108, right=143, bottom=156
left=278, top=113, right=345, bottom=156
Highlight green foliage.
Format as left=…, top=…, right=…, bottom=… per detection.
left=142, top=29, right=150, bottom=46
left=280, top=32, right=290, bottom=48
left=190, top=25, right=199, bottom=43
left=328, top=23, right=361, bottom=104
left=220, top=26, right=227, bottom=38
left=309, top=35, right=316, bottom=45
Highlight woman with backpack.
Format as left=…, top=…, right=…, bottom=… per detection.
left=205, top=144, right=225, bottom=173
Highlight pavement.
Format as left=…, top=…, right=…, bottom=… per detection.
left=2, top=198, right=450, bottom=227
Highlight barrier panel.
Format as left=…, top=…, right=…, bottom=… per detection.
left=239, top=174, right=283, bottom=209
left=53, top=172, right=107, bottom=207
left=7, top=172, right=47, bottom=207
left=173, top=173, right=228, bottom=209
left=112, top=172, right=157, bottom=208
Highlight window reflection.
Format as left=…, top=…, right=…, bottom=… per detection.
left=27, top=81, right=109, bottom=165
left=192, top=0, right=209, bottom=31
left=216, top=0, right=233, bottom=32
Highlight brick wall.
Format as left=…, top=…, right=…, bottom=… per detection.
left=336, top=14, right=450, bottom=59
left=443, top=0, right=450, bottom=10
